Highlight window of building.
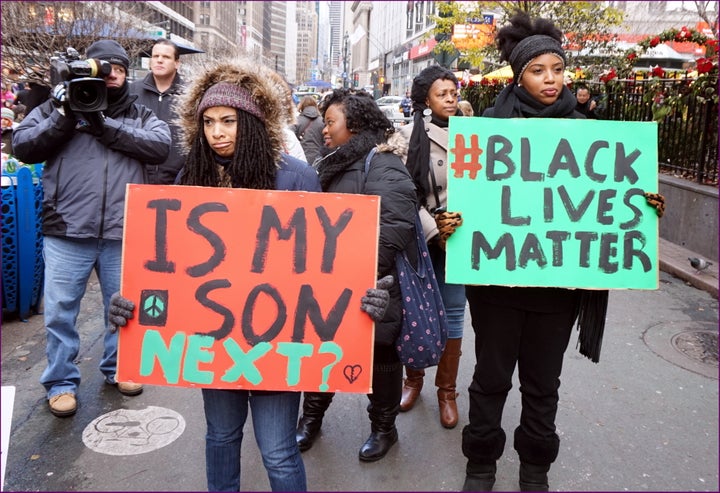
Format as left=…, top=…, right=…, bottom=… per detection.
left=415, top=1, right=424, bottom=26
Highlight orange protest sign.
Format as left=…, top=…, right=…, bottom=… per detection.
left=116, top=185, right=380, bottom=394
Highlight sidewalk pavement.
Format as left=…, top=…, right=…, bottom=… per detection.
left=1, top=238, right=717, bottom=492
left=659, top=238, right=718, bottom=299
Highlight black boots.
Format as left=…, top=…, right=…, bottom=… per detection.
left=359, top=361, right=403, bottom=462
left=462, top=461, right=496, bottom=491
left=295, top=392, right=334, bottom=452
left=358, top=426, right=399, bottom=462
left=519, top=462, right=550, bottom=492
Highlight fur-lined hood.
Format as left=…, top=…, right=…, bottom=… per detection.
left=175, top=57, right=290, bottom=162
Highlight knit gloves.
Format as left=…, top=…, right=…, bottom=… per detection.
left=108, top=292, right=135, bottom=333
left=361, top=275, right=394, bottom=322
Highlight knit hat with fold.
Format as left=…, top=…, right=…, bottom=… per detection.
left=196, top=82, right=265, bottom=121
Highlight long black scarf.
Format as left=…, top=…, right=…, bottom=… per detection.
left=405, top=112, right=457, bottom=206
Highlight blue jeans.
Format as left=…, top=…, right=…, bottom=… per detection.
left=202, top=389, right=306, bottom=492
left=430, top=241, right=466, bottom=339
left=40, top=236, right=122, bottom=399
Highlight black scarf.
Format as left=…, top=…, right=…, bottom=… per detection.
left=491, top=83, right=577, bottom=119
left=406, top=112, right=458, bottom=206
left=315, top=130, right=382, bottom=191
left=104, top=82, right=133, bottom=118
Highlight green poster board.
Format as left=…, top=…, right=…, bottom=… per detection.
left=446, top=117, right=659, bottom=290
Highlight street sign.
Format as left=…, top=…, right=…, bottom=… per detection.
left=432, top=48, right=459, bottom=68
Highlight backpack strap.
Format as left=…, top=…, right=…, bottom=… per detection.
left=363, top=147, right=378, bottom=179
left=296, top=118, right=314, bottom=141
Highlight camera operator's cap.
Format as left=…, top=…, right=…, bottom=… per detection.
left=86, top=40, right=130, bottom=71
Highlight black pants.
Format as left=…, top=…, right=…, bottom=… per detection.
left=461, top=288, right=576, bottom=466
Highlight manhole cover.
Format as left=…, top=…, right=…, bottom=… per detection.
left=642, top=321, right=719, bottom=379
left=82, top=406, right=185, bottom=456
left=671, top=331, right=718, bottom=366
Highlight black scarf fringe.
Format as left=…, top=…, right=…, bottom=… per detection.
left=575, top=289, right=609, bottom=363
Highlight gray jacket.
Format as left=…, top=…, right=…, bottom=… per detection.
left=12, top=94, right=170, bottom=240
left=291, top=105, right=325, bottom=166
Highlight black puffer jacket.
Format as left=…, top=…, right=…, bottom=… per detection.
left=315, top=132, right=418, bottom=345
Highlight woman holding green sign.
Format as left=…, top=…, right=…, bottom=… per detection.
left=460, top=12, right=664, bottom=492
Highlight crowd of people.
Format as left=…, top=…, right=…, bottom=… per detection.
left=6, top=11, right=666, bottom=491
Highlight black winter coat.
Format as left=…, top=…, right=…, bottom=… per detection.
left=316, top=136, right=418, bottom=345
left=130, top=72, right=186, bottom=184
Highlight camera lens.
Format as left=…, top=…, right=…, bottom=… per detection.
left=67, top=79, right=108, bottom=112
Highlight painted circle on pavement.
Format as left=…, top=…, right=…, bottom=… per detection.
left=82, top=406, right=185, bottom=456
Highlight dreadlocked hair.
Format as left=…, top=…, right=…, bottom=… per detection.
left=180, top=110, right=276, bottom=190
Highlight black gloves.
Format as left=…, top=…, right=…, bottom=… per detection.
left=360, top=275, right=394, bottom=322
left=108, top=292, right=135, bottom=333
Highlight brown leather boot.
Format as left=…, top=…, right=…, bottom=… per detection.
left=435, top=337, right=462, bottom=428
left=399, top=367, right=424, bottom=412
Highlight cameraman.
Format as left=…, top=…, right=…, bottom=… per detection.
left=12, top=39, right=170, bottom=418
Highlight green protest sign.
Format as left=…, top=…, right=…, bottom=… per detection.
left=446, top=117, right=659, bottom=290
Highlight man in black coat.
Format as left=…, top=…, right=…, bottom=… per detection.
left=130, top=39, right=186, bottom=184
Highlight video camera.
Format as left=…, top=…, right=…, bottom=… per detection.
left=50, top=47, right=111, bottom=112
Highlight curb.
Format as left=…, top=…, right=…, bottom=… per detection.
left=659, top=238, right=718, bottom=299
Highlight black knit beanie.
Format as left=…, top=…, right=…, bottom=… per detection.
left=86, top=40, right=130, bottom=71
left=508, top=34, right=566, bottom=80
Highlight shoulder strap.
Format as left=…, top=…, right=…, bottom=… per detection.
left=361, top=147, right=378, bottom=194
left=363, top=147, right=378, bottom=179
left=297, top=118, right=314, bottom=139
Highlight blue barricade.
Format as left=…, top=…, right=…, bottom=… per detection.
left=2, top=162, right=44, bottom=320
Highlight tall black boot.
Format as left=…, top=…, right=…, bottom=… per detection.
left=519, top=462, right=550, bottom=492
left=462, top=461, right=496, bottom=492
left=358, top=361, right=403, bottom=462
left=296, top=391, right=334, bottom=452
left=514, top=427, right=557, bottom=491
